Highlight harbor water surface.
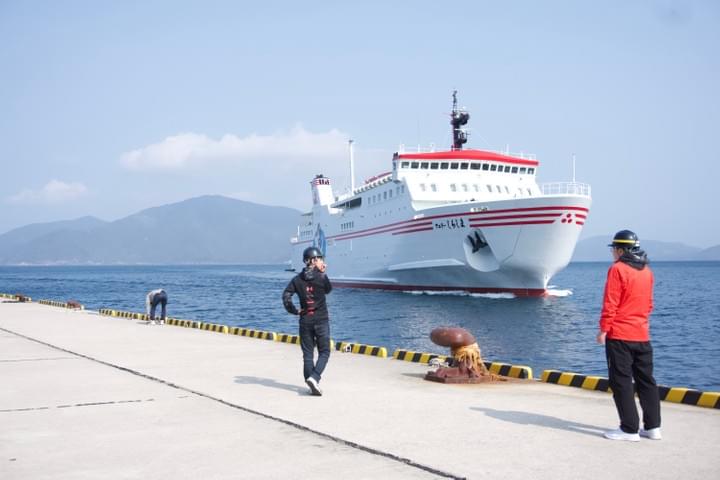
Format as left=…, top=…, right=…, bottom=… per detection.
left=1, top=261, right=718, bottom=392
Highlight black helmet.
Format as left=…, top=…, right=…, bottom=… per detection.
left=303, top=246, right=324, bottom=263
left=609, top=230, right=640, bottom=250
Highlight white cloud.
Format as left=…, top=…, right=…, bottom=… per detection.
left=8, top=180, right=88, bottom=205
left=119, top=125, right=350, bottom=171
left=119, top=126, right=395, bottom=212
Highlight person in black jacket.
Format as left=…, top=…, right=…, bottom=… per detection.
left=282, top=246, right=333, bottom=396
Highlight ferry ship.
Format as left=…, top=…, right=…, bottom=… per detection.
left=289, top=93, right=591, bottom=296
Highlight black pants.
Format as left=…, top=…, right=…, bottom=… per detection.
left=299, top=320, right=331, bottom=382
left=150, top=291, right=167, bottom=320
left=605, top=339, right=661, bottom=433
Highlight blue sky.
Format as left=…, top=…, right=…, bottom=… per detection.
left=1, top=0, right=718, bottom=247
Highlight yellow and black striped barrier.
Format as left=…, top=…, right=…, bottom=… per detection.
left=166, top=318, right=197, bottom=328
left=334, top=341, right=388, bottom=358
left=38, top=299, right=84, bottom=310
left=276, top=333, right=301, bottom=345
left=393, top=349, right=450, bottom=365
left=230, top=327, right=277, bottom=341
left=486, top=362, right=533, bottom=380
left=200, top=323, right=229, bottom=334
left=0, top=293, right=32, bottom=302
left=541, top=370, right=720, bottom=409
left=541, top=370, right=609, bottom=392
left=98, top=308, right=148, bottom=321
left=393, top=349, right=533, bottom=379
left=658, top=386, right=720, bottom=409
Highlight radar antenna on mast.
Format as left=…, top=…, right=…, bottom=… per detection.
left=450, top=90, right=470, bottom=150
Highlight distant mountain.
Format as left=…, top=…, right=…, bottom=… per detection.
left=696, top=245, right=720, bottom=261
left=0, top=196, right=301, bottom=265
left=0, top=216, right=107, bottom=251
left=571, top=235, right=717, bottom=262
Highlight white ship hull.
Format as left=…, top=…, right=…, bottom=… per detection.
left=292, top=192, right=590, bottom=296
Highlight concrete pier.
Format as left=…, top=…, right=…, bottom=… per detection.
left=1, top=301, right=718, bottom=479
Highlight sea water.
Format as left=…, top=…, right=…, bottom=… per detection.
left=1, top=261, right=718, bottom=392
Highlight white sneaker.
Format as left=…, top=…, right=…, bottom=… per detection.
left=603, top=429, right=640, bottom=442
left=640, top=427, right=662, bottom=440
left=305, top=377, right=322, bottom=396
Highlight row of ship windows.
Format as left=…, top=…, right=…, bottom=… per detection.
left=365, top=182, right=534, bottom=205
left=367, top=185, right=405, bottom=205
left=340, top=221, right=355, bottom=231
left=419, top=183, right=534, bottom=196
left=399, top=161, right=535, bottom=175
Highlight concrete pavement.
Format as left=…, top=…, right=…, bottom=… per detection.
left=1, top=301, right=718, bottom=479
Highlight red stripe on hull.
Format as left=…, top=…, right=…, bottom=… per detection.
left=290, top=204, right=590, bottom=245
left=332, top=281, right=547, bottom=297
left=468, top=213, right=561, bottom=221
left=469, top=220, right=555, bottom=227
left=391, top=227, right=434, bottom=235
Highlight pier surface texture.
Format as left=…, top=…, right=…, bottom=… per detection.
left=1, top=301, right=718, bottom=480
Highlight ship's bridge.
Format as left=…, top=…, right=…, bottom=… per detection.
left=390, top=148, right=544, bottom=204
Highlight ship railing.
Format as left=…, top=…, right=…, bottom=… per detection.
left=540, top=182, right=591, bottom=197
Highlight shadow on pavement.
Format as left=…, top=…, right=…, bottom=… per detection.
left=234, top=375, right=308, bottom=395
left=471, top=406, right=605, bottom=438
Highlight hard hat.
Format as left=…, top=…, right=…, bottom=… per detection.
left=608, top=230, right=640, bottom=249
left=303, top=246, right=324, bottom=263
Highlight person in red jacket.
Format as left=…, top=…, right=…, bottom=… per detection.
left=597, top=230, right=661, bottom=442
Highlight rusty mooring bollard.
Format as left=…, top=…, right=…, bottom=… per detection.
left=424, top=326, right=498, bottom=384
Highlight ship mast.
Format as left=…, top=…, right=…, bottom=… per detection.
left=450, top=90, right=470, bottom=150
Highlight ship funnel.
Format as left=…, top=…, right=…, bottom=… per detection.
left=311, top=174, right=334, bottom=206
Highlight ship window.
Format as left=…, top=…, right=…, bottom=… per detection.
left=460, top=163, right=469, bottom=170
left=450, top=162, right=459, bottom=169
left=430, top=162, right=438, bottom=170
left=527, top=188, right=532, bottom=195
left=504, top=186, right=510, bottom=193
left=496, top=185, right=502, bottom=193
left=440, top=162, right=449, bottom=169
left=487, top=185, right=492, bottom=192
left=490, top=164, right=497, bottom=171
left=450, top=184, right=457, bottom=192
left=420, top=183, right=426, bottom=192
left=528, top=168, right=535, bottom=174
left=511, top=166, right=518, bottom=174
left=421, top=162, right=429, bottom=169
left=383, top=191, right=387, bottom=200
left=462, top=184, right=468, bottom=192
left=519, top=167, right=527, bottom=174
left=504, top=166, right=511, bottom=173
left=518, top=187, right=524, bottom=195
left=411, top=162, right=419, bottom=169
left=474, top=184, right=479, bottom=192
left=401, top=162, right=410, bottom=168
left=431, top=184, right=437, bottom=192
left=470, top=163, right=481, bottom=170
left=401, top=185, right=405, bottom=194
left=482, top=163, right=489, bottom=171
left=389, top=189, right=393, bottom=198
